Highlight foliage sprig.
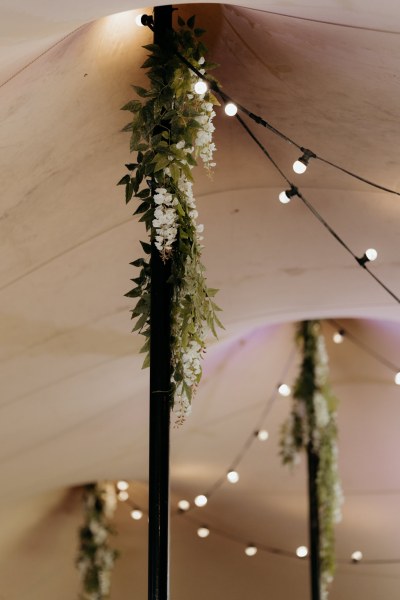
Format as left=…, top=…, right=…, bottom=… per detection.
left=119, top=15, right=222, bottom=420
left=280, top=321, right=343, bottom=600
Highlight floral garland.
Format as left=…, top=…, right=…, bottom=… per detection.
left=76, top=483, right=119, bottom=600
left=280, top=321, right=343, bottom=600
left=119, top=15, right=222, bottom=422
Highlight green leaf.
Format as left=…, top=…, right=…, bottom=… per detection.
left=194, top=28, right=206, bottom=37
left=121, top=100, right=142, bottom=112
left=130, top=258, right=146, bottom=267
left=134, top=202, right=150, bottom=215
left=117, top=174, right=130, bottom=186
left=125, top=163, right=138, bottom=171
left=125, top=181, right=134, bottom=203
left=140, top=241, right=152, bottom=254
left=187, top=15, right=196, bottom=29
left=131, top=85, right=150, bottom=97
left=142, top=352, right=150, bottom=369
left=177, top=16, right=185, bottom=26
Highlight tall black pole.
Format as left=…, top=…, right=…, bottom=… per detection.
left=148, top=6, right=173, bottom=600
left=307, top=442, right=321, bottom=600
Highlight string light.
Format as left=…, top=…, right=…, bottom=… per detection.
left=194, top=80, right=208, bottom=95
left=293, top=149, right=316, bottom=174
left=135, top=14, right=145, bottom=27
left=131, top=509, right=143, bottom=520
left=197, top=526, right=210, bottom=538
left=296, top=546, right=308, bottom=558
left=117, top=490, right=129, bottom=502
left=245, top=544, right=258, bottom=556
left=395, top=372, right=400, bottom=385
left=178, top=499, right=190, bottom=511
left=351, top=550, right=363, bottom=563
left=226, top=470, right=240, bottom=484
left=224, top=102, right=238, bottom=117
left=333, top=329, right=345, bottom=344
left=357, top=248, right=378, bottom=266
left=117, top=480, right=129, bottom=491
left=278, top=383, right=291, bottom=397
left=256, top=429, right=269, bottom=441
left=194, top=494, right=208, bottom=507
left=278, top=186, right=298, bottom=204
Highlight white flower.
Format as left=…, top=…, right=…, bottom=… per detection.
left=198, top=56, right=205, bottom=65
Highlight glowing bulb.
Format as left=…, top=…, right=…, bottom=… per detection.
left=178, top=499, right=190, bottom=511
left=224, top=102, right=238, bottom=117
left=296, top=546, right=308, bottom=558
left=194, top=80, right=208, bottom=95
left=395, top=372, right=400, bottom=385
left=351, top=550, right=363, bottom=562
left=197, top=526, right=210, bottom=538
left=227, top=470, right=239, bottom=484
left=257, top=429, right=269, bottom=441
left=293, top=159, right=307, bottom=174
left=279, top=190, right=291, bottom=204
left=365, top=248, right=378, bottom=262
left=117, top=480, right=129, bottom=491
left=278, top=383, right=291, bottom=397
left=117, top=490, right=129, bottom=502
left=135, top=14, right=145, bottom=27
left=333, top=330, right=344, bottom=344
left=194, top=494, right=208, bottom=507
left=245, top=545, right=258, bottom=556
left=131, top=509, right=143, bottom=520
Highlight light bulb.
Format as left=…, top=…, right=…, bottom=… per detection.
left=245, top=545, right=258, bottom=556
left=293, top=160, right=307, bottom=174
left=279, top=190, right=291, bottom=204
left=117, top=480, right=129, bottom=491
left=135, top=14, right=145, bottom=27
left=278, top=383, right=291, bottom=397
left=333, top=330, right=344, bottom=344
left=197, top=526, right=210, bottom=538
left=351, top=550, right=363, bottom=562
left=178, top=499, right=190, bottom=511
left=131, top=509, right=143, bottom=520
left=296, top=546, right=308, bottom=558
left=194, top=494, right=208, bottom=507
left=395, top=372, right=400, bottom=385
left=117, top=490, right=129, bottom=502
left=194, top=80, right=208, bottom=95
left=224, top=102, right=238, bottom=117
left=365, top=248, right=378, bottom=262
left=257, top=429, right=269, bottom=441
left=227, top=470, right=239, bottom=484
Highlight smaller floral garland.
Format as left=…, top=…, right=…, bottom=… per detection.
left=76, top=483, right=119, bottom=600
left=119, top=15, right=222, bottom=422
left=280, top=321, right=343, bottom=600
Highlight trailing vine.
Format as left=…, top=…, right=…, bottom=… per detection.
left=118, top=15, right=222, bottom=421
left=280, top=321, right=343, bottom=600
left=76, top=483, right=119, bottom=600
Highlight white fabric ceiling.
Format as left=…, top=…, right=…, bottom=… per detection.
left=1, top=1, right=400, bottom=599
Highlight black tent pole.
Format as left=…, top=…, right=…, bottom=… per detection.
left=148, top=6, right=173, bottom=600
left=307, top=442, right=321, bottom=600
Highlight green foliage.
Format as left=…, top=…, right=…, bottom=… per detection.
left=119, top=14, right=222, bottom=417
left=280, top=321, right=342, bottom=600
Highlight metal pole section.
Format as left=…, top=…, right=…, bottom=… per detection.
left=148, top=6, right=173, bottom=600
left=307, top=442, right=321, bottom=600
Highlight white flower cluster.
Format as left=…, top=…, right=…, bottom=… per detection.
left=153, top=187, right=179, bottom=261
left=194, top=100, right=216, bottom=168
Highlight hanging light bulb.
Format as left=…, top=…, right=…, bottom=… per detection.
left=278, top=186, right=298, bottom=204
left=333, top=329, right=345, bottom=344
left=131, top=509, right=143, bottom=520
left=194, top=494, right=208, bottom=507
left=227, top=470, right=240, bottom=484
left=117, top=480, right=129, bottom=491
left=278, top=383, right=291, bottom=397
left=357, top=248, right=378, bottom=266
left=351, top=550, right=363, bottom=563
left=194, top=80, right=208, bottom=95
left=197, top=526, right=210, bottom=538
left=117, top=490, right=129, bottom=502
left=178, top=499, right=190, bottom=511
left=224, top=102, right=238, bottom=116
left=292, top=149, right=316, bottom=174
left=245, top=545, right=258, bottom=556
left=135, top=14, right=145, bottom=27
left=394, top=372, right=400, bottom=385
left=256, top=429, right=269, bottom=441
left=296, top=546, right=308, bottom=558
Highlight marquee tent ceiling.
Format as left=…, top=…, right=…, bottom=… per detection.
left=1, top=1, right=400, bottom=599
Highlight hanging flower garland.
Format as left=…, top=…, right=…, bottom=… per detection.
left=119, top=15, right=222, bottom=421
left=76, top=483, right=119, bottom=600
left=280, top=321, right=343, bottom=600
